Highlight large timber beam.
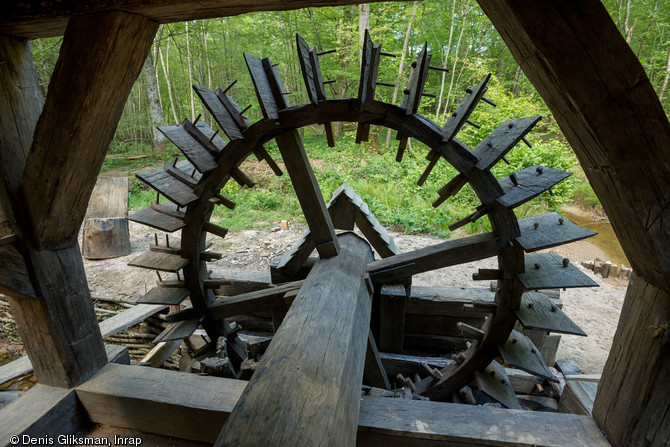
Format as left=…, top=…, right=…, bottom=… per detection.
left=0, top=13, right=157, bottom=388
left=0, top=0, right=400, bottom=39
left=216, top=233, right=373, bottom=446
left=474, top=1, right=670, bottom=445
left=71, top=363, right=610, bottom=447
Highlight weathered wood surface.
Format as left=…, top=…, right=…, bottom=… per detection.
left=497, top=166, right=571, bottom=209
left=274, top=130, right=339, bottom=258
left=378, top=284, right=407, bottom=353
left=128, top=249, right=188, bottom=272
left=76, top=363, right=246, bottom=443
left=85, top=177, right=129, bottom=218
left=498, top=330, right=556, bottom=382
left=194, top=85, right=243, bottom=140
left=210, top=268, right=272, bottom=296
left=136, top=167, right=199, bottom=207
left=99, top=304, right=168, bottom=339
left=82, top=217, right=131, bottom=259
left=207, top=280, right=303, bottom=320
left=517, top=212, right=596, bottom=252
left=403, top=285, right=495, bottom=317
left=273, top=230, right=315, bottom=276
left=158, top=124, right=218, bottom=172
left=139, top=339, right=182, bottom=368
left=21, top=13, right=156, bottom=249
left=2, top=1, right=400, bottom=39
left=364, top=330, right=391, bottom=390
left=0, top=344, right=130, bottom=388
left=127, top=204, right=185, bottom=235
left=245, top=53, right=284, bottom=120
left=71, top=363, right=609, bottom=446
left=0, top=243, right=36, bottom=298
left=474, top=360, right=521, bottom=409
left=367, top=232, right=501, bottom=284
left=0, top=385, right=84, bottom=443
left=519, top=253, right=599, bottom=290
left=357, top=397, right=610, bottom=447
left=594, top=274, right=670, bottom=446
left=215, top=233, right=373, bottom=446
left=154, top=318, right=200, bottom=343
left=401, top=43, right=431, bottom=115
left=516, top=291, right=586, bottom=336
left=560, top=380, right=598, bottom=416
left=296, top=34, right=320, bottom=104
left=442, top=74, right=490, bottom=142
left=137, top=285, right=190, bottom=305
left=433, top=116, right=541, bottom=206
left=378, top=352, right=454, bottom=379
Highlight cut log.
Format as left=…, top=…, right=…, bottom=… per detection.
left=82, top=218, right=131, bottom=259
left=215, top=233, right=373, bottom=446
left=85, top=177, right=129, bottom=218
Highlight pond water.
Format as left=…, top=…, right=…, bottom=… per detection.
left=563, top=208, right=629, bottom=267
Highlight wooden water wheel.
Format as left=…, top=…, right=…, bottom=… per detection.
left=127, top=30, right=598, bottom=438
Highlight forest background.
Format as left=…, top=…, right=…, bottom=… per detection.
left=30, top=0, right=670, bottom=236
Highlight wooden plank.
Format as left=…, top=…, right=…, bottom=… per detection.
left=498, top=329, right=556, bottom=382
left=207, top=280, right=303, bottom=320
left=99, top=304, right=168, bottom=339
left=401, top=43, right=431, bottom=115
left=516, top=291, right=586, bottom=336
left=442, top=74, right=490, bottom=142
left=192, top=84, right=244, bottom=140
left=153, top=318, right=200, bottom=343
left=72, top=363, right=609, bottom=446
left=76, top=363, right=246, bottom=443
left=364, top=330, right=391, bottom=390
left=137, top=286, right=190, bottom=305
left=0, top=344, right=131, bottom=387
left=274, top=129, right=339, bottom=258
left=403, top=285, right=495, bottom=317
left=215, top=233, right=373, bottom=446
left=497, top=166, right=572, bottom=209
left=560, top=380, right=598, bottom=416
left=0, top=385, right=84, bottom=443
left=20, top=12, right=157, bottom=249
left=474, top=360, right=521, bottom=409
left=378, top=352, right=454, bottom=379
left=296, top=33, right=319, bottom=104
left=518, top=253, right=599, bottom=290
left=517, top=212, right=596, bottom=252
left=378, top=284, right=407, bottom=353
left=273, top=230, right=315, bottom=276
left=136, top=167, right=199, bottom=207
left=244, top=53, right=281, bottom=120
left=367, top=232, right=502, bottom=284
left=158, top=124, right=218, bottom=172
left=128, top=250, right=189, bottom=273
left=127, top=205, right=185, bottom=233
left=139, top=340, right=183, bottom=368
left=85, top=177, right=129, bottom=218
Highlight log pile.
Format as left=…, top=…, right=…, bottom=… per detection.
left=580, top=259, right=632, bottom=280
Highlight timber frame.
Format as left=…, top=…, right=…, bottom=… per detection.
left=0, top=1, right=668, bottom=446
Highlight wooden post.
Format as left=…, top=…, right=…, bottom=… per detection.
left=475, top=1, right=670, bottom=444
left=0, top=13, right=157, bottom=388
left=216, top=233, right=373, bottom=446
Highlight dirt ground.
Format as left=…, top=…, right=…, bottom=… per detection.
left=1, top=216, right=627, bottom=376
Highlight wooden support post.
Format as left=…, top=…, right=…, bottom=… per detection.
left=274, top=130, right=339, bottom=258
left=0, top=13, right=157, bottom=388
left=475, top=1, right=670, bottom=444
left=378, top=284, right=407, bottom=353
left=216, top=233, right=373, bottom=446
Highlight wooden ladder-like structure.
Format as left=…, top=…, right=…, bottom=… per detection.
left=126, top=31, right=600, bottom=444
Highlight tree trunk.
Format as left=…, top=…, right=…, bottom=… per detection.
left=658, top=43, right=670, bottom=103
left=443, top=4, right=469, bottom=116
left=385, top=1, right=419, bottom=148
left=142, top=53, right=167, bottom=153
left=435, top=0, right=457, bottom=120
left=358, top=3, right=370, bottom=58
left=159, top=33, right=179, bottom=123
left=510, top=65, right=523, bottom=98
left=185, top=21, right=195, bottom=121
